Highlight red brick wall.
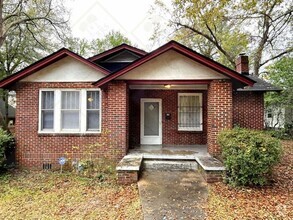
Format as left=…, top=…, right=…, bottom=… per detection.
left=13, top=81, right=128, bottom=169
left=233, top=91, right=264, bottom=129
left=129, top=90, right=207, bottom=146
left=207, top=80, right=233, bottom=156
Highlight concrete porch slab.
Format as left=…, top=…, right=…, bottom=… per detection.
left=116, top=155, right=143, bottom=171
left=196, top=156, right=225, bottom=171
left=128, top=145, right=208, bottom=160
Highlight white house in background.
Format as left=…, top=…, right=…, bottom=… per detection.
left=265, top=107, right=285, bottom=128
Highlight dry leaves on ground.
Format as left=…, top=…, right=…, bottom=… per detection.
left=206, top=140, right=293, bottom=220
left=0, top=171, right=142, bottom=220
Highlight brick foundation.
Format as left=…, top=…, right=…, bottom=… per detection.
left=117, top=171, right=139, bottom=184
left=199, top=167, right=224, bottom=183
left=207, top=80, right=233, bottom=156
left=13, top=81, right=128, bottom=169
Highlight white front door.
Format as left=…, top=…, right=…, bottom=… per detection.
left=140, top=98, right=162, bottom=145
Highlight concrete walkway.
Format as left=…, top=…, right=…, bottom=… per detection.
left=138, top=171, right=208, bottom=220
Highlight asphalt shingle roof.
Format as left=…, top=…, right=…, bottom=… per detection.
left=237, top=75, right=282, bottom=92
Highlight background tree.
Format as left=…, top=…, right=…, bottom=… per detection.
left=0, top=0, right=70, bottom=127
left=0, top=0, right=69, bottom=48
left=66, top=30, right=132, bottom=57
left=264, top=56, right=293, bottom=130
left=153, top=0, right=292, bottom=74
left=89, top=30, right=132, bottom=54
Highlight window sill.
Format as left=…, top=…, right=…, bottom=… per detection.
left=38, top=132, right=101, bottom=137
left=178, top=129, right=203, bottom=133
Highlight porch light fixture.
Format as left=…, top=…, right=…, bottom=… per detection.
left=164, top=84, right=171, bottom=89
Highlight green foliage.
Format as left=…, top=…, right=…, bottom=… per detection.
left=90, top=30, right=132, bottom=54
left=66, top=30, right=132, bottom=57
left=218, top=128, right=282, bottom=186
left=264, top=57, right=293, bottom=108
left=264, top=56, right=293, bottom=132
left=0, top=129, right=14, bottom=170
left=265, top=128, right=293, bottom=140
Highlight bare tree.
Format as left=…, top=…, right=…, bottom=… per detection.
left=0, top=0, right=69, bottom=48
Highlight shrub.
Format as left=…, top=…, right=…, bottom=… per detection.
left=265, top=127, right=293, bottom=140
left=0, top=129, right=14, bottom=171
left=218, top=128, right=282, bottom=186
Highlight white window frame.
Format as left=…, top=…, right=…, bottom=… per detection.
left=38, top=88, right=101, bottom=134
left=178, top=93, right=203, bottom=131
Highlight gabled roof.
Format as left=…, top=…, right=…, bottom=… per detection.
left=0, top=48, right=110, bottom=89
left=88, top=43, right=147, bottom=62
left=93, top=41, right=255, bottom=87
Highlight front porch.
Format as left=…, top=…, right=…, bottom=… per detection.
left=117, top=144, right=225, bottom=184
left=128, top=144, right=208, bottom=160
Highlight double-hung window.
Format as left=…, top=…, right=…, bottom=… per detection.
left=178, top=93, right=202, bottom=131
left=61, top=91, right=80, bottom=130
left=39, top=89, right=101, bottom=133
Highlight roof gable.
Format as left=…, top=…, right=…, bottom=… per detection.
left=88, top=44, right=147, bottom=62
left=117, top=50, right=228, bottom=80
left=0, top=48, right=109, bottom=88
left=21, top=56, right=106, bottom=82
left=103, top=50, right=141, bottom=63
left=94, top=41, right=255, bottom=87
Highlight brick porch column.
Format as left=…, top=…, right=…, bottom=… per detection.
left=207, top=79, right=233, bottom=156
left=107, top=81, right=129, bottom=160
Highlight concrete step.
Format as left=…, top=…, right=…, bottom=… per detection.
left=142, top=159, right=198, bottom=171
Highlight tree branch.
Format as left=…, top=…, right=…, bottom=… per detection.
left=174, top=21, right=235, bottom=67
left=260, top=48, right=293, bottom=66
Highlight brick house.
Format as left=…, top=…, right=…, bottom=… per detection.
left=0, top=41, right=279, bottom=169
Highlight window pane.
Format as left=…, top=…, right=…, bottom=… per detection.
left=144, top=102, right=159, bottom=135
left=178, top=95, right=201, bottom=129
left=87, top=91, right=100, bottom=109
left=42, top=91, right=54, bottom=109
left=62, top=111, right=79, bottom=129
left=87, top=110, right=100, bottom=130
left=86, top=91, right=100, bottom=131
left=41, top=91, right=54, bottom=130
left=62, top=91, right=79, bottom=109
left=42, top=110, right=54, bottom=129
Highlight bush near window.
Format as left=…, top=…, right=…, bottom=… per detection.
left=0, top=129, right=14, bottom=171
left=218, top=128, right=282, bottom=186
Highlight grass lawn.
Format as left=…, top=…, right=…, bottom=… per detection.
left=206, top=140, right=293, bottom=220
left=0, top=171, right=142, bottom=220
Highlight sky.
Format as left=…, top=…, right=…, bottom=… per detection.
left=67, top=0, right=170, bottom=51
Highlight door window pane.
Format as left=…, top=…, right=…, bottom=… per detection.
left=144, top=102, right=159, bottom=136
